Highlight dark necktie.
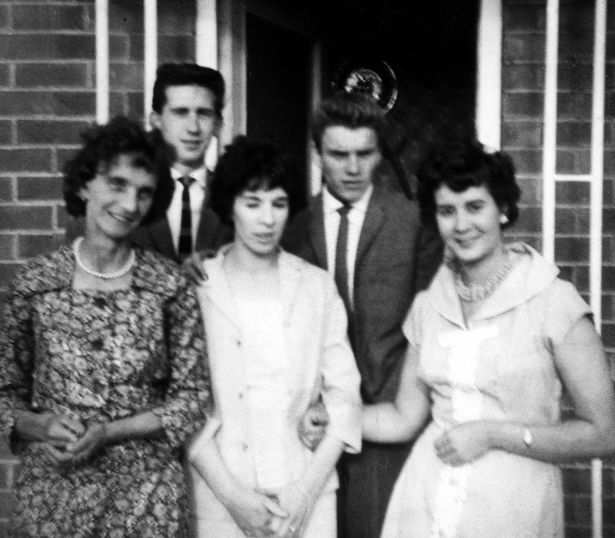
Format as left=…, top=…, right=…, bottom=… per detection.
left=178, top=176, right=195, bottom=259
left=335, top=204, right=352, bottom=312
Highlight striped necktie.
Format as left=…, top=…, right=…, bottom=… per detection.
left=178, top=176, right=195, bottom=259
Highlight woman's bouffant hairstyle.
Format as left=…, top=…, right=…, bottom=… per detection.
left=63, top=116, right=174, bottom=226
left=416, top=139, right=521, bottom=229
left=210, top=135, right=295, bottom=225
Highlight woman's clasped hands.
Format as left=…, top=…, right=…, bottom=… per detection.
left=225, top=482, right=312, bottom=537
left=36, top=413, right=107, bottom=466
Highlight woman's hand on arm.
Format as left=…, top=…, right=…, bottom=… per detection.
left=298, top=399, right=329, bottom=451
left=362, top=345, right=431, bottom=443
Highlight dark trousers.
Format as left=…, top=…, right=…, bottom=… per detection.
left=337, top=440, right=411, bottom=538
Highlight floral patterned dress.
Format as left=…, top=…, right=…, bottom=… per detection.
left=0, top=246, right=211, bottom=537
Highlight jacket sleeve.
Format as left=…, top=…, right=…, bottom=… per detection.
left=152, top=278, right=212, bottom=448
left=0, top=280, right=34, bottom=450
left=412, top=222, right=443, bottom=296
left=319, top=276, right=362, bottom=454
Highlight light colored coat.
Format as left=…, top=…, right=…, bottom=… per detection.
left=188, top=247, right=362, bottom=536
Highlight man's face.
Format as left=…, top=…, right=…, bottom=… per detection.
left=319, top=126, right=382, bottom=204
left=150, top=84, right=220, bottom=174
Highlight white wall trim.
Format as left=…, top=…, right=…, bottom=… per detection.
left=143, top=0, right=158, bottom=123
left=95, top=0, right=109, bottom=124
left=475, top=0, right=502, bottom=149
left=195, top=0, right=219, bottom=167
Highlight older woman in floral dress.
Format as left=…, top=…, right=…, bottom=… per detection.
left=0, top=117, right=211, bottom=537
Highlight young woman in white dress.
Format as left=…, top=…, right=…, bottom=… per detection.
left=361, top=141, right=615, bottom=537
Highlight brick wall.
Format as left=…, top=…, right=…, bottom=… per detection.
left=503, top=0, right=615, bottom=536
left=0, top=1, right=196, bottom=534
left=0, top=0, right=614, bottom=536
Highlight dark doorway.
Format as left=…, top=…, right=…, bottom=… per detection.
left=320, top=0, right=480, bottom=195
left=246, top=14, right=311, bottom=213
left=244, top=0, right=479, bottom=204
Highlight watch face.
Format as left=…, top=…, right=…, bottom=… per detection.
left=332, top=58, right=399, bottom=112
left=523, top=427, right=533, bottom=447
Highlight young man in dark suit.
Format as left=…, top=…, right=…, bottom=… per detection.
left=283, top=93, right=441, bottom=538
left=129, top=63, right=232, bottom=261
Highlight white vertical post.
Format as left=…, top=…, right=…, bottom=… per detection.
left=590, top=2, right=607, bottom=535
left=95, top=0, right=109, bottom=124
left=590, top=0, right=606, bottom=331
left=195, top=0, right=218, bottom=168
left=542, top=0, right=559, bottom=263
left=196, top=0, right=218, bottom=68
left=475, top=0, right=502, bottom=149
left=143, top=0, right=158, bottom=123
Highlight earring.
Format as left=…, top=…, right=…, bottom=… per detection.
left=499, top=214, right=509, bottom=225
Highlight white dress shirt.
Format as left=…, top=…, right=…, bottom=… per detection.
left=323, top=185, right=373, bottom=308
left=167, top=166, right=207, bottom=252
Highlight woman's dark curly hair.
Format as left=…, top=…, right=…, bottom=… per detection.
left=416, top=139, right=521, bottom=229
left=210, top=135, right=295, bottom=225
left=63, top=116, right=174, bottom=226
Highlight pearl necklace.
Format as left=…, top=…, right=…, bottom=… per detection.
left=454, top=250, right=515, bottom=303
left=73, top=237, right=136, bottom=280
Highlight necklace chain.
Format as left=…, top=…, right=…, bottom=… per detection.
left=73, top=237, right=136, bottom=280
left=454, top=250, right=515, bottom=303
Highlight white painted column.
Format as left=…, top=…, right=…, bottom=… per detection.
left=95, top=0, right=109, bottom=124
left=143, top=0, right=158, bottom=122
left=541, top=0, right=559, bottom=263
left=475, top=0, right=502, bottom=149
left=590, top=2, right=607, bottom=536
left=195, top=0, right=218, bottom=167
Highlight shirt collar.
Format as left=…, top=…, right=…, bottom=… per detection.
left=171, top=165, right=208, bottom=189
left=322, top=184, right=373, bottom=215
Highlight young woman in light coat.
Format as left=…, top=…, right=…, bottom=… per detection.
left=187, top=136, right=362, bottom=538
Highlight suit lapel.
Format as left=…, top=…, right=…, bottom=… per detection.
left=307, top=194, right=328, bottom=269
left=355, top=188, right=386, bottom=268
left=195, top=206, right=223, bottom=252
left=149, top=218, right=178, bottom=261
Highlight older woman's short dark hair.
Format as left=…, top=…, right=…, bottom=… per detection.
left=63, top=116, right=174, bottom=226
left=210, top=136, right=295, bottom=225
left=311, top=93, right=386, bottom=152
left=416, top=140, right=521, bottom=228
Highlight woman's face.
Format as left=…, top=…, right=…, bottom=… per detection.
left=80, top=153, right=157, bottom=242
left=434, top=184, right=505, bottom=268
left=232, top=186, right=289, bottom=257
